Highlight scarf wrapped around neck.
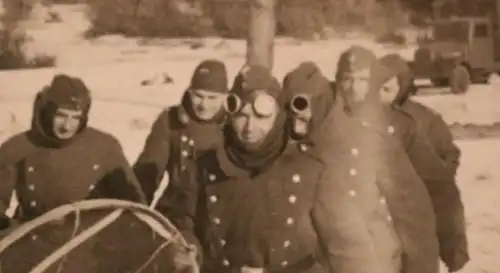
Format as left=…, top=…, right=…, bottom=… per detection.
left=224, top=112, right=288, bottom=174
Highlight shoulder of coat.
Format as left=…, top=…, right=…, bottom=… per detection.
left=0, top=131, right=32, bottom=164
left=0, top=131, right=30, bottom=151
left=282, top=143, right=325, bottom=169
left=85, top=127, right=122, bottom=150
left=404, top=99, right=442, bottom=118
left=391, top=106, right=418, bottom=126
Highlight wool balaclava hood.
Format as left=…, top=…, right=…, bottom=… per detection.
left=377, top=53, right=417, bottom=105
left=32, top=74, right=92, bottom=147
left=179, top=59, right=229, bottom=124
left=224, top=64, right=286, bottom=172
left=335, top=45, right=378, bottom=109
left=283, top=61, right=334, bottom=141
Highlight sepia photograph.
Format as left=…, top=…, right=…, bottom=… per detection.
left=0, top=0, right=497, bottom=272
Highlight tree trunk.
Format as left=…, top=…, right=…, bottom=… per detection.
left=246, top=0, right=276, bottom=70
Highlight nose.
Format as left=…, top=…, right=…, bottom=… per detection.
left=61, top=119, right=73, bottom=130
left=243, top=116, right=253, bottom=132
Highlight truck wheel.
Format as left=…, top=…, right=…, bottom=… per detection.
left=430, top=78, right=449, bottom=87
left=449, top=65, right=471, bottom=94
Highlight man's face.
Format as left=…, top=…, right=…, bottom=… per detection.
left=52, top=108, right=83, bottom=140
left=190, top=89, right=226, bottom=121
left=230, top=97, right=278, bottom=148
left=378, top=76, right=400, bottom=104
left=340, top=68, right=370, bottom=102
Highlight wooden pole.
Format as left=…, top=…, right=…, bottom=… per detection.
left=246, top=0, right=276, bottom=70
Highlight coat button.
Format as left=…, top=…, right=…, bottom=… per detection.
left=288, top=195, right=297, bottom=204
left=209, top=195, right=218, bottom=203
left=30, top=201, right=36, bottom=207
left=281, top=261, right=288, bottom=267
left=299, top=144, right=308, bottom=152
left=283, top=240, right=291, bottom=248
left=188, top=139, right=195, bottom=146
left=388, top=126, right=395, bottom=134
left=28, top=166, right=34, bottom=172
left=220, top=239, right=226, bottom=246
left=380, top=197, right=387, bottom=205
left=387, top=215, right=393, bottom=222
left=31, top=234, right=38, bottom=240
left=181, top=135, right=188, bottom=142
left=348, top=190, right=356, bottom=197
left=181, top=150, right=189, bottom=157
left=208, top=174, right=216, bottom=181
left=292, top=174, right=301, bottom=183
left=351, top=148, right=359, bottom=156
left=286, top=217, right=294, bottom=225
left=213, top=217, right=221, bottom=225
left=349, top=168, right=357, bottom=176
left=28, top=184, right=35, bottom=191
left=361, top=121, right=369, bottom=127
left=89, top=184, right=95, bottom=191
left=92, top=164, right=100, bottom=171
left=222, top=259, right=230, bottom=266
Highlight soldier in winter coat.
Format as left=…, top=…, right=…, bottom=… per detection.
left=282, top=62, right=335, bottom=149
left=0, top=74, right=145, bottom=228
left=133, top=59, right=228, bottom=205
left=164, top=65, right=381, bottom=273
left=377, top=53, right=469, bottom=272
left=378, top=53, right=461, bottom=174
left=315, top=45, right=461, bottom=273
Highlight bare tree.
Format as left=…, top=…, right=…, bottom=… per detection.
left=247, top=0, right=276, bottom=70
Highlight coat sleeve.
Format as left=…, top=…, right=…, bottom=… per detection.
left=404, top=122, right=469, bottom=271
left=311, top=167, right=381, bottom=273
left=92, top=137, right=147, bottom=204
left=133, top=109, right=172, bottom=202
left=162, top=159, right=202, bottom=264
left=428, top=113, right=461, bottom=175
left=0, top=165, right=17, bottom=229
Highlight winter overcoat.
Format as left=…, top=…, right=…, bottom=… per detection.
left=133, top=92, right=225, bottom=204
left=164, top=141, right=382, bottom=273
left=315, top=99, right=451, bottom=273
left=0, top=127, right=146, bottom=222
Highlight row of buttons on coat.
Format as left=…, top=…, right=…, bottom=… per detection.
left=208, top=172, right=302, bottom=268
left=25, top=164, right=101, bottom=209
left=279, top=173, right=302, bottom=267
left=180, top=134, right=194, bottom=170
left=346, top=140, right=393, bottom=223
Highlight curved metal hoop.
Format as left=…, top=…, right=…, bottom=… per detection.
left=0, top=199, right=193, bottom=273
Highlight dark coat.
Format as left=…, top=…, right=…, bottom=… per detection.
left=133, top=100, right=225, bottom=204
left=0, top=127, right=146, bottom=223
left=400, top=99, right=460, bottom=173
left=399, top=99, right=468, bottom=271
left=164, top=141, right=381, bottom=273
left=315, top=100, right=447, bottom=273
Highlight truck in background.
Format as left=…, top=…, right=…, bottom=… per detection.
left=410, top=0, right=500, bottom=93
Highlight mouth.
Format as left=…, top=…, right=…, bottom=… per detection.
left=195, top=105, right=207, bottom=113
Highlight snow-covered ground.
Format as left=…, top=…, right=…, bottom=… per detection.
left=0, top=4, right=499, bottom=272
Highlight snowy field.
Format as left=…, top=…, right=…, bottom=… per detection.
left=0, top=4, right=500, bottom=272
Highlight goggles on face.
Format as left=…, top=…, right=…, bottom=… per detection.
left=224, top=91, right=277, bottom=118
